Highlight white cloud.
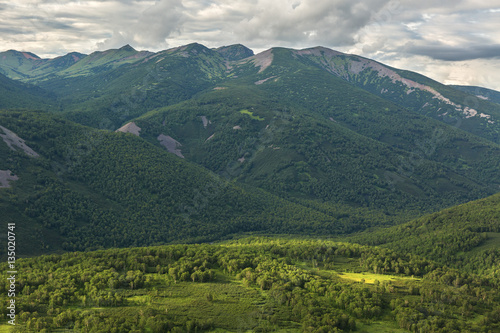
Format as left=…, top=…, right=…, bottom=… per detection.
left=343, top=0, right=500, bottom=90
left=0, top=0, right=500, bottom=90
left=96, top=0, right=185, bottom=50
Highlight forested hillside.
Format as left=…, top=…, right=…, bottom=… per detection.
left=37, top=43, right=230, bottom=129
left=1, top=238, right=500, bottom=332
left=1, top=110, right=381, bottom=256
left=1, top=43, right=500, bottom=257
left=1, top=42, right=500, bottom=333
left=133, top=57, right=500, bottom=220
left=348, top=192, right=500, bottom=277
left=0, top=73, right=56, bottom=110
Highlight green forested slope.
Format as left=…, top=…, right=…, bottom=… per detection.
left=1, top=238, right=499, bottom=332
left=348, top=192, right=500, bottom=276
left=450, top=85, right=500, bottom=105
left=37, top=43, right=230, bottom=129
left=0, top=73, right=57, bottom=110
left=1, top=110, right=380, bottom=255
left=132, top=51, right=500, bottom=222
left=1, top=43, right=500, bottom=259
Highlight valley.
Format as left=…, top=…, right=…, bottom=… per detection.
left=0, top=43, right=499, bottom=332
left=1, top=238, right=500, bottom=332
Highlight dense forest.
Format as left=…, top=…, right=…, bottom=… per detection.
left=1, top=43, right=500, bottom=332
left=347, top=192, right=500, bottom=277
left=3, top=110, right=397, bottom=255
left=1, top=238, right=500, bottom=332
left=136, top=80, right=500, bottom=215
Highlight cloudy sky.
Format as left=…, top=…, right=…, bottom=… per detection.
left=1, top=0, right=500, bottom=90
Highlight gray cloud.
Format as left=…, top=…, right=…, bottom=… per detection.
left=132, top=0, right=185, bottom=46
left=16, top=15, right=77, bottom=31
left=0, top=27, right=25, bottom=35
left=0, top=0, right=499, bottom=89
left=403, top=43, right=500, bottom=61
left=187, top=0, right=392, bottom=50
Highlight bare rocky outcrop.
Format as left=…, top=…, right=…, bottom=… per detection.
left=200, top=116, right=211, bottom=128
left=157, top=134, right=184, bottom=158
left=0, top=170, right=18, bottom=188
left=0, top=125, right=39, bottom=157
left=294, top=47, right=489, bottom=121
left=116, top=122, right=141, bottom=136
left=255, top=76, right=277, bottom=85
left=247, top=49, right=274, bottom=73
left=347, top=57, right=487, bottom=120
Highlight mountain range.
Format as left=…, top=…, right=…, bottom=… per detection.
left=1, top=43, right=500, bottom=256
left=1, top=42, right=500, bottom=332
left=2, top=43, right=499, bottom=137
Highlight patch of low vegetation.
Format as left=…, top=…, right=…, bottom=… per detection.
left=1, top=238, right=499, bottom=332
left=239, top=109, right=265, bottom=121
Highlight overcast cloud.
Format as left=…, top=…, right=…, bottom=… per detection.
left=1, top=0, right=499, bottom=90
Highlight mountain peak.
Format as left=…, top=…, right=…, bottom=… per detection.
left=119, top=44, right=136, bottom=52
left=295, top=46, right=345, bottom=57
left=186, top=42, right=210, bottom=52
left=48, top=52, right=86, bottom=68
left=215, top=44, right=254, bottom=61
left=164, top=43, right=212, bottom=57
left=1, top=50, right=41, bottom=60
left=21, top=51, right=41, bottom=60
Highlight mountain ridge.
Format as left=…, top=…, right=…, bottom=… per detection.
left=1, top=42, right=500, bottom=257
left=1, top=42, right=500, bottom=333
left=3, top=43, right=499, bottom=91
left=2, top=43, right=499, bottom=142
left=450, top=84, right=500, bottom=105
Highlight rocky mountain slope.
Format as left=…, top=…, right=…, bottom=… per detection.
left=1, top=43, right=499, bottom=256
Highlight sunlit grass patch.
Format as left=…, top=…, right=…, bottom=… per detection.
left=128, top=279, right=266, bottom=331
left=467, top=232, right=500, bottom=254
left=240, top=109, right=265, bottom=121
left=335, top=271, right=420, bottom=284
left=0, top=324, right=14, bottom=333
left=357, top=321, right=410, bottom=332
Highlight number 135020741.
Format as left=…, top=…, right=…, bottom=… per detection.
left=7, top=223, right=16, bottom=267
left=7, top=222, right=17, bottom=326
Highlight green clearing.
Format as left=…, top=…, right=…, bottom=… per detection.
left=124, top=271, right=266, bottom=330
left=147, top=281, right=264, bottom=330
left=0, top=325, right=13, bottom=333
left=239, top=109, right=265, bottom=120
left=1, top=238, right=499, bottom=332
left=357, top=321, right=409, bottom=333
left=468, top=232, right=500, bottom=253
left=334, top=271, right=420, bottom=284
